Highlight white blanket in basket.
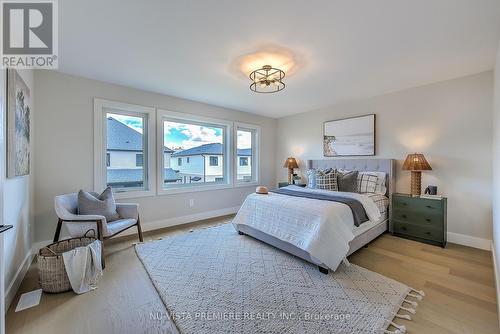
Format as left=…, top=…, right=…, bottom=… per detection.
left=62, top=240, right=103, bottom=294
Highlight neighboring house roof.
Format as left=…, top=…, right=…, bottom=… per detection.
left=172, top=143, right=251, bottom=157
left=107, top=117, right=174, bottom=152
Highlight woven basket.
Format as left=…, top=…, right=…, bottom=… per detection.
left=38, top=229, right=96, bottom=293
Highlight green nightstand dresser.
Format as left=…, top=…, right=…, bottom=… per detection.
left=392, top=193, right=447, bottom=247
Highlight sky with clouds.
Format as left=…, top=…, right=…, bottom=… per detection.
left=108, top=113, right=251, bottom=151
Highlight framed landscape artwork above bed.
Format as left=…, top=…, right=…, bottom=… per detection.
left=323, top=114, right=375, bottom=156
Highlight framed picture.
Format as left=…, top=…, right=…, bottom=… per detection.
left=7, top=69, right=31, bottom=177
left=323, top=114, right=375, bottom=156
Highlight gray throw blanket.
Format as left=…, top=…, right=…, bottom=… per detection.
left=270, top=188, right=369, bottom=226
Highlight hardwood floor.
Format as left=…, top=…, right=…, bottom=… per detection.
left=6, top=216, right=499, bottom=334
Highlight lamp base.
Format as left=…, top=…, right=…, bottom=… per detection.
left=410, top=171, right=422, bottom=197
left=288, top=168, right=293, bottom=184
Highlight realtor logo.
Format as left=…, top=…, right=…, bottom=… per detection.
left=1, top=0, right=58, bottom=68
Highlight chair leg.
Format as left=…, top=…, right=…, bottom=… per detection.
left=96, top=220, right=106, bottom=269
left=137, top=215, right=144, bottom=242
left=53, top=218, right=63, bottom=242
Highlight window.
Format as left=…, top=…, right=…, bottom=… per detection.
left=157, top=109, right=232, bottom=193
left=136, top=153, right=143, bottom=167
left=209, top=156, right=219, bottom=166
left=94, top=99, right=156, bottom=199
left=235, top=124, right=259, bottom=184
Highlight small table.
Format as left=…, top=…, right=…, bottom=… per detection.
left=278, top=182, right=306, bottom=188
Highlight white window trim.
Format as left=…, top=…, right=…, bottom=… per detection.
left=94, top=98, right=156, bottom=199
left=156, top=109, right=233, bottom=195
left=234, top=122, right=261, bottom=188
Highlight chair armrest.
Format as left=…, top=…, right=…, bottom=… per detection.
left=116, top=203, right=139, bottom=220
left=60, top=213, right=106, bottom=223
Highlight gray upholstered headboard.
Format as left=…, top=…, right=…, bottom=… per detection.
left=306, top=158, right=395, bottom=231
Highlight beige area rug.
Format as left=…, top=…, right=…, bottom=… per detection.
left=135, top=224, right=423, bottom=334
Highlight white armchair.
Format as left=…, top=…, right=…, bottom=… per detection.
left=54, top=193, right=144, bottom=268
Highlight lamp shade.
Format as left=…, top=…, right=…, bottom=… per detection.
left=283, top=157, right=299, bottom=169
left=402, top=153, right=432, bottom=171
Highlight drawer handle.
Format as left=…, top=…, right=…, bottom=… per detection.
left=401, top=203, right=407, bottom=206
left=425, top=218, right=431, bottom=222
left=401, top=226, right=407, bottom=231
left=426, top=205, right=433, bottom=209
left=425, top=231, right=431, bottom=235
left=401, top=214, right=407, bottom=219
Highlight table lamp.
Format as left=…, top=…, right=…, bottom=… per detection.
left=402, top=153, right=432, bottom=197
left=283, top=157, right=299, bottom=184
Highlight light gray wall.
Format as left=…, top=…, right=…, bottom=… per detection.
left=492, top=40, right=500, bottom=297
left=276, top=71, right=493, bottom=241
left=34, top=71, right=276, bottom=242
left=2, top=69, right=35, bottom=308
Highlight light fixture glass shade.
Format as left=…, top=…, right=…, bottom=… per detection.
left=402, top=153, right=432, bottom=171
left=249, top=65, right=285, bottom=93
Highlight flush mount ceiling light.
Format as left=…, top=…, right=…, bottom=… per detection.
left=249, top=65, right=285, bottom=93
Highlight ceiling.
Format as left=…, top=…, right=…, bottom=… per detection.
left=59, top=0, right=500, bottom=118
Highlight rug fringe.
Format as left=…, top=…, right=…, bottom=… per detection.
left=392, top=312, right=411, bottom=320
left=410, top=288, right=425, bottom=297
left=407, top=293, right=423, bottom=300
left=399, top=306, right=416, bottom=314
left=403, top=299, right=418, bottom=307
left=386, top=289, right=424, bottom=333
left=388, top=321, right=406, bottom=333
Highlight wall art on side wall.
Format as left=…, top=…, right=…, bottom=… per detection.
left=323, top=114, right=375, bottom=156
left=7, top=69, right=30, bottom=177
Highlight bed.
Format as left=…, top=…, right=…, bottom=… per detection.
left=233, top=158, right=395, bottom=274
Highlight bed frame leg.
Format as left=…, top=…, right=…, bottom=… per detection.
left=238, top=231, right=245, bottom=235
left=318, top=266, right=329, bottom=275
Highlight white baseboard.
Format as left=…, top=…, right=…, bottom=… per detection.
left=491, top=242, right=500, bottom=329
left=5, top=250, right=34, bottom=314
left=447, top=232, right=491, bottom=250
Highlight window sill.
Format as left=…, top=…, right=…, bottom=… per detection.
left=113, top=189, right=156, bottom=200
left=234, top=181, right=260, bottom=188
left=157, top=183, right=233, bottom=195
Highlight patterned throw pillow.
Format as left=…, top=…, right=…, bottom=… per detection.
left=306, top=168, right=333, bottom=188
left=357, top=173, right=378, bottom=193
left=359, top=171, right=387, bottom=195
left=316, top=170, right=338, bottom=191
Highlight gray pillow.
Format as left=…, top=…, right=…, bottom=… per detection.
left=337, top=170, right=359, bottom=193
left=78, top=187, right=120, bottom=222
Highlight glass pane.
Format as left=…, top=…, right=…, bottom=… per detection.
left=106, top=113, right=146, bottom=190
left=163, top=120, right=225, bottom=187
left=237, top=129, right=253, bottom=182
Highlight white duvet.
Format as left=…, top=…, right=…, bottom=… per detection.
left=232, top=185, right=381, bottom=271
